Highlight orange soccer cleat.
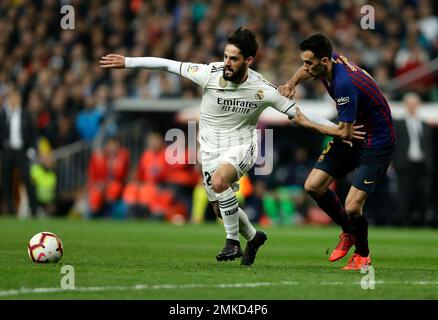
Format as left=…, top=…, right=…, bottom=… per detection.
left=329, top=232, right=355, bottom=262
left=342, top=254, right=372, bottom=270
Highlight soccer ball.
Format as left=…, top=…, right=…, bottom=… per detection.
left=28, top=232, right=64, bottom=263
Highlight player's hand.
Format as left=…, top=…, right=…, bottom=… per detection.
left=342, top=125, right=365, bottom=147
left=99, top=54, right=126, bottom=69
left=352, top=125, right=366, bottom=141
left=278, top=83, right=296, bottom=99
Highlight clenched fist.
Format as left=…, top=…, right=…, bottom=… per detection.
left=278, top=83, right=296, bottom=99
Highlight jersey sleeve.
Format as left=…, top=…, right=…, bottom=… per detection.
left=180, top=62, right=212, bottom=88
left=335, top=77, right=358, bottom=123
left=269, top=89, right=297, bottom=116
left=125, top=57, right=182, bottom=74
left=125, top=57, right=211, bottom=88
left=269, top=89, right=336, bottom=127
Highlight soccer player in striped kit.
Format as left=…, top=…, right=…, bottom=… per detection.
left=279, top=33, right=395, bottom=270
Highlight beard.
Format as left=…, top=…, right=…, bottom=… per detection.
left=223, top=64, right=247, bottom=83
left=309, top=64, right=328, bottom=79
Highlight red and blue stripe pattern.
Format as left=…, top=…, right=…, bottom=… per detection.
left=322, top=53, right=395, bottom=149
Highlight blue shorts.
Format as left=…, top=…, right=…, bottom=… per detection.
left=313, top=139, right=394, bottom=193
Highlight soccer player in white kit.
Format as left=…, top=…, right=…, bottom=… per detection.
left=100, top=28, right=343, bottom=265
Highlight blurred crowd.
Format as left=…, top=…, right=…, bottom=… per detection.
left=1, top=0, right=438, bottom=144
left=86, top=131, right=199, bottom=223
left=0, top=0, right=438, bottom=226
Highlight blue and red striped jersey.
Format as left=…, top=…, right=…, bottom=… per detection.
left=321, top=53, right=395, bottom=149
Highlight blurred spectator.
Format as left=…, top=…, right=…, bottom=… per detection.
left=394, top=31, right=436, bottom=100
left=123, top=131, right=168, bottom=219
left=393, top=92, right=434, bottom=226
left=242, top=178, right=267, bottom=224
left=162, top=137, right=199, bottom=222
left=418, top=3, right=438, bottom=47
left=48, top=113, right=80, bottom=149
left=263, top=147, right=315, bottom=226
left=31, top=151, right=57, bottom=216
left=123, top=130, right=200, bottom=223
left=27, top=89, right=52, bottom=139
left=87, top=134, right=130, bottom=216
left=75, top=95, right=106, bottom=141
left=0, top=89, right=38, bottom=217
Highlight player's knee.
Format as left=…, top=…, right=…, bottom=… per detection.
left=211, top=176, right=230, bottom=193
left=304, top=179, right=325, bottom=198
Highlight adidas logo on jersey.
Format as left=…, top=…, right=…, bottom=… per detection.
left=336, top=96, right=350, bottom=105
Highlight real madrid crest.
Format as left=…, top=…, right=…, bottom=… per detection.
left=219, top=76, right=228, bottom=88
left=255, top=90, right=264, bottom=100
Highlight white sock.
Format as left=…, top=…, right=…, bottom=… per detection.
left=238, top=208, right=256, bottom=241
left=216, top=187, right=239, bottom=241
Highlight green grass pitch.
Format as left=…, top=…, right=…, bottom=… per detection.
left=0, top=217, right=437, bottom=300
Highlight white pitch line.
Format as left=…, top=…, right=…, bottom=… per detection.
left=0, top=280, right=437, bottom=297
left=410, top=281, right=438, bottom=285
left=0, top=282, right=273, bottom=297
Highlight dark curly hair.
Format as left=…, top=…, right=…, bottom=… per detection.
left=299, top=33, right=333, bottom=59
left=226, top=27, right=259, bottom=59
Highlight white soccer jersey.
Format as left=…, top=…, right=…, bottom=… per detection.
left=179, top=62, right=296, bottom=152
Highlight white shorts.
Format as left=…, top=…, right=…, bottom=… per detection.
left=200, top=143, right=258, bottom=202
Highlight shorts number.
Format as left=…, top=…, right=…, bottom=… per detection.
left=204, top=171, right=212, bottom=186
left=322, top=140, right=334, bottom=155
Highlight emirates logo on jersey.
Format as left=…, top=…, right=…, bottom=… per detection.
left=217, top=98, right=258, bottom=114
left=217, top=98, right=258, bottom=109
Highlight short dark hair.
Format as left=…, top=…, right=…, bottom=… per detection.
left=299, top=33, right=333, bottom=59
left=226, top=27, right=258, bottom=58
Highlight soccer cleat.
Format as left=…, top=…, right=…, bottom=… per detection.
left=342, top=254, right=372, bottom=270
left=329, top=232, right=355, bottom=262
left=241, top=231, right=267, bottom=266
left=216, top=239, right=243, bottom=261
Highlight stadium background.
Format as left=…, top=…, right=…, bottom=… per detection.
left=1, top=0, right=438, bottom=227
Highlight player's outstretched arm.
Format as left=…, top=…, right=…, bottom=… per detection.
left=291, top=107, right=365, bottom=142
left=278, top=66, right=311, bottom=99
left=100, top=55, right=182, bottom=74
